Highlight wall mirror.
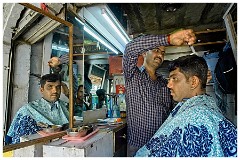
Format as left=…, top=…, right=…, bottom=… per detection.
left=3, top=3, right=76, bottom=151
left=3, top=3, right=114, bottom=151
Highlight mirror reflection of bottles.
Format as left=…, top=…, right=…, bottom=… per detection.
left=91, top=95, right=98, bottom=110
left=112, top=96, right=120, bottom=118
left=107, top=96, right=113, bottom=118
left=118, top=94, right=126, bottom=118
left=102, top=101, right=108, bottom=118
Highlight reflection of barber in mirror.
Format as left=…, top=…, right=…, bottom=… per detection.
left=5, top=74, right=69, bottom=145
left=96, top=89, right=106, bottom=109
left=74, top=85, right=92, bottom=117
left=48, top=55, right=78, bottom=97
left=207, top=70, right=212, bottom=84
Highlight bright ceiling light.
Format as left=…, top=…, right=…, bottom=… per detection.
left=102, top=8, right=130, bottom=45
left=52, top=43, right=69, bottom=52
left=75, top=17, right=119, bottom=54
left=84, top=25, right=119, bottom=54
left=75, top=17, right=84, bottom=25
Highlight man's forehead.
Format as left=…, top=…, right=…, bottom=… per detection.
left=45, top=80, right=61, bottom=85
left=169, top=68, right=181, bottom=76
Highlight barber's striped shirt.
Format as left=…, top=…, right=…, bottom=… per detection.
left=123, top=34, right=174, bottom=148
left=59, top=54, right=78, bottom=96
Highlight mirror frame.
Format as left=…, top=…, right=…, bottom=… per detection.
left=3, top=3, right=74, bottom=152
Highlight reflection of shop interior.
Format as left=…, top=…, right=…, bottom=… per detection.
left=89, top=74, right=102, bottom=86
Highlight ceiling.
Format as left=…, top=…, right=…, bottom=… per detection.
left=8, top=3, right=236, bottom=83
left=72, top=3, right=236, bottom=65
left=63, top=2, right=237, bottom=79
left=14, top=3, right=236, bottom=68
left=107, top=3, right=232, bottom=36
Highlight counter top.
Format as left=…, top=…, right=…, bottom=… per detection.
left=44, top=119, right=126, bottom=148
left=42, top=120, right=127, bottom=157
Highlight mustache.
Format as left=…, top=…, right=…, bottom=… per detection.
left=51, top=94, right=59, bottom=96
left=154, top=57, right=162, bottom=61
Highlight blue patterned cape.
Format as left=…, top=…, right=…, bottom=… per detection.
left=7, top=98, right=69, bottom=144
left=135, top=94, right=237, bottom=157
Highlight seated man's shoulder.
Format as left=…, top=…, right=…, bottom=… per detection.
left=58, top=99, right=69, bottom=108
left=25, top=99, right=44, bottom=108
left=17, top=101, right=35, bottom=111
left=181, top=103, right=227, bottom=127
left=18, top=99, right=52, bottom=112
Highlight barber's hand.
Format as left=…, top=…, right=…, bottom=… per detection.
left=169, top=29, right=196, bottom=46
left=61, top=82, right=69, bottom=97
left=207, top=70, right=212, bottom=84
left=48, top=57, right=61, bottom=68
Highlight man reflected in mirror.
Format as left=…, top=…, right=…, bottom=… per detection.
left=74, top=85, right=91, bottom=117
left=96, top=89, right=106, bottom=109
left=5, top=74, right=69, bottom=144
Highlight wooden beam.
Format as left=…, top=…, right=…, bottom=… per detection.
left=3, top=131, right=67, bottom=153
left=195, top=28, right=226, bottom=34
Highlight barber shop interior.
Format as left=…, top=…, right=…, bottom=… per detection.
left=3, top=3, right=237, bottom=157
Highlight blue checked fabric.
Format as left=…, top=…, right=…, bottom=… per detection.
left=123, top=34, right=174, bottom=148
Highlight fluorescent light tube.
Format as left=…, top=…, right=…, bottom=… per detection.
left=75, top=17, right=84, bottom=25
left=84, top=26, right=119, bottom=54
left=102, top=9, right=130, bottom=45
left=75, top=17, right=118, bottom=54
left=52, top=44, right=69, bottom=52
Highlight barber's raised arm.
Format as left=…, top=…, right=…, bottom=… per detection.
left=48, top=57, right=61, bottom=68
left=123, top=34, right=168, bottom=79
left=48, top=54, right=69, bottom=68
left=48, top=54, right=78, bottom=97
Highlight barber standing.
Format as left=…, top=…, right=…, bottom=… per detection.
left=123, top=29, right=196, bottom=156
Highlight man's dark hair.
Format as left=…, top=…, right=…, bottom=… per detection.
left=77, top=85, right=83, bottom=92
left=168, top=55, right=208, bottom=89
left=40, top=74, right=62, bottom=88
left=96, top=89, right=106, bottom=97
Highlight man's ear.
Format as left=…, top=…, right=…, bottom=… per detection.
left=40, top=87, right=44, bottom=93
left=142, top=52, right=147, bottom=58
left=190, top=76, right=200, bottom=89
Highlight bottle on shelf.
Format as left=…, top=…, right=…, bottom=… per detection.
left=107, top=96, right=113, bottom=118
left=118, top=94, right=126, bottom=118
left=102, top=101, right=108, bottom=118
left=112, top=96, right=120, bottom=118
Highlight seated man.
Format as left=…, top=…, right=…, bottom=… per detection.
left=6, top=74, right=69, bottom=144
left=74, top=85, right=91, bottom=117
left=135, top=55, right=237, bottom=157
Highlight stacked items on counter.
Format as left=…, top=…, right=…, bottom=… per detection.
left=107, top=92, right=126, bottom=118
left=112, top=74, right=126, bottom=118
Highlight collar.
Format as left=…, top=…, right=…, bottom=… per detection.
left=50, top=102, right=58, bottom=111
left=139, top=65, right=164, bottom=78
left=171, top=102, right=183, bottom=117
left=41, top=98, right=59, bottom=111
left=171, top=94, right=209, bottom=117
left=139, top=65, right=145, bottom=72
